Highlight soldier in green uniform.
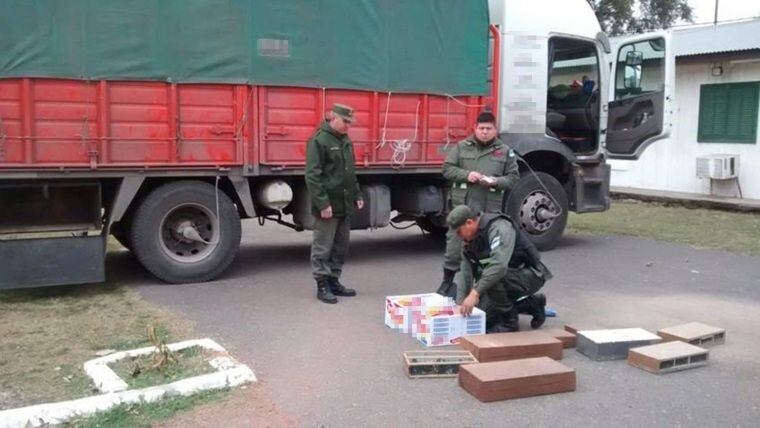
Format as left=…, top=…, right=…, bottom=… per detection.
left=447, top=205, right=551, bottom=332
left=436, top=112, right=520, bottom=297
left=305, top=104, right=364, bottom=304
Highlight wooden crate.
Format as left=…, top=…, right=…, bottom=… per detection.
left=403, top=350, right=477, bottom=378
left=459, top=331, right=563, bottom=362
left=458, top=357, right=576, bottom=402
left=657, top=322, right=725, bottom=347
left=542, top=328, right=577, bottom=348
left=628, top=341, right=709, bottom=374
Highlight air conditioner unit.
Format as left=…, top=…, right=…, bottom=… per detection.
left=696, top=154, right=739, bottom=180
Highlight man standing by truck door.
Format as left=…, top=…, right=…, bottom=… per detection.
left=305, top=104, right=364, bottom=304
left=436, top=112, right=520, bottom=297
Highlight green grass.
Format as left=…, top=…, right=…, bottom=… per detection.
left=567, top=200, right=760, bottom=255
left=64, top=389, right=227, bottom=428
left=110, top=346, right=215, bottom=390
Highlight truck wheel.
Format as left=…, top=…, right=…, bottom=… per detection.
left=130, top=181, right=242, bottom=283
left=505, top=172, right=568, bottom=251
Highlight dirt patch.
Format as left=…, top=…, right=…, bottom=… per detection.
left=155, top=382, right=297, bottom=428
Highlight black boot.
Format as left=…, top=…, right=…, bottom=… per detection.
left=316, top=277, right=338, bottom=304
left=528, top=293, right=547, bottom=329
left=328, top=277, right=356, bottom=297
left=504, top=307, right=520, bottom=332
left=486, top=308, right=519, bottom=333
left=435, top=268, right=457, bottom=298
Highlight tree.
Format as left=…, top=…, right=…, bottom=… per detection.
left=587, top=0, right=693, bottom=36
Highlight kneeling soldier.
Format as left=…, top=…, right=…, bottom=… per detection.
left=448, top=205, right=551, bottom=332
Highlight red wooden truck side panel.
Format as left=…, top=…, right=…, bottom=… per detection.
left=0, top=78, right=485, bottom=171
left=0, top=27, right=501, bottom=172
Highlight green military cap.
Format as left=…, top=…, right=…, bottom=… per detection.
left=447, top=205, right=476, bottom=229
left=332, top=103, right=355, bottom=123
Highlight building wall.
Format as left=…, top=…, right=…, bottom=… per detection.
left=610, top=54, right=760, bottom=199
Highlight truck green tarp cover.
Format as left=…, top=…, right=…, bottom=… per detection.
left=0, top=0, right=489, bottom=95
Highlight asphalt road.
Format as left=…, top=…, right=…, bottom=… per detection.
left=110, top=221, right=760, bottom=427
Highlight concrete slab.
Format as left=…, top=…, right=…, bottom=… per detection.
left=577, top=328, right=662, bottom=361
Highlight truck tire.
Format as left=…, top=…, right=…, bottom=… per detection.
left=504, top=172, right=568, bottom=251
left=130, top=181, right=242, bottom=283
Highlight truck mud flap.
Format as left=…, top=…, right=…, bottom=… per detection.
left=0, top=236, right=105, bottom=289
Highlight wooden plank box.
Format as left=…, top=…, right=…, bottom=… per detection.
left=628, top=341, right=709, bottom=374
left=458, top=357, right=576, bottom=402
left=577, top=328, right=662, bottom=361
left=460, top=331, right=563, bottom=362
left=544, top=328, right=577, bottom=348
left=657, top=322, right=726, bottom=347
left=403, top=350, right=477, bottom=378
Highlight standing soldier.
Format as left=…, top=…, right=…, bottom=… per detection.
left=436, top=112, right=520, bottom=297
left=305, top=104, right=364, bottom=304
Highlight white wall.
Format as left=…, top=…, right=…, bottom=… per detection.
left=610, top=55, right=760, bottom=199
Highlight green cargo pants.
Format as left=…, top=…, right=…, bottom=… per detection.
left=311, top=215, right=352, bottom=280
left=476, top=281, right=513, bottom=326
left=505, top=262, right=552, bottom=301
left=443, top=227, right=463, bottom=272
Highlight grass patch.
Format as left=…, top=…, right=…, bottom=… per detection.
left=110, top=346, right=215, bottom=390
left=567, top=200, right=760, bottom=255
left=64, top=389, right=227, bottom=428
left=0, top=283, right=192, bottom=410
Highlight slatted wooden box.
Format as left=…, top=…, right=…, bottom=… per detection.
left=403, top=350, right=477, bottom=378
left=628, top=341, right=709, bottom=374
left=458, top=357, right=576, bottom=402
left=657, top=322, right=725, bottom=347
left=459, top=331, right=563, bottom=362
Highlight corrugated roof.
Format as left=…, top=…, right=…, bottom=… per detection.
left=611, top=18, right=760, bottom=58
left=673, top=18, right=760, bottom=57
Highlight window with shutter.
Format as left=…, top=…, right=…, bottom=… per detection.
left=698, top=82, right=759, bottom=144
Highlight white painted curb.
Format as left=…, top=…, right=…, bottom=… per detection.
left=0, top=338, right=255, bottom=428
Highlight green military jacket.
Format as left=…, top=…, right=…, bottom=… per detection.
left=442, top=137, right=519, bottom=213
left=305, top=121, right=362, bottom=217
left=454, top=215, right=516, bottom=304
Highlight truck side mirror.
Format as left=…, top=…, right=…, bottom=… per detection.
left=624, top=64, right=642, bottom=89
left=625, top=51, right=643, bottom=66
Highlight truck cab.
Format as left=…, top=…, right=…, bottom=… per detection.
left=489, top=0, right=674, bottom=249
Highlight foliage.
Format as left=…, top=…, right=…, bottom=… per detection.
left=587, top=0, right=693, bottom=35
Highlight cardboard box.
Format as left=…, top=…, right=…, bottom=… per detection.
left=628, top=341, right=709, bottom=374
left=415, top=307, right=486, bottom=347
left=460, top=331, right=563, bottom=362
left=458, top=357, right=576, bottom=402
left=384, top=293, right=452, bottom=333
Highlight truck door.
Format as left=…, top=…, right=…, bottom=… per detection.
left=605, top=32, right=674, bottom=159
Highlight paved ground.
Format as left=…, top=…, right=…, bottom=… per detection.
left=109, top=221, right=760, bottom=427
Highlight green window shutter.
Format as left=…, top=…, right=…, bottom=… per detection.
left=698, top=82, right=759, bottom=143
